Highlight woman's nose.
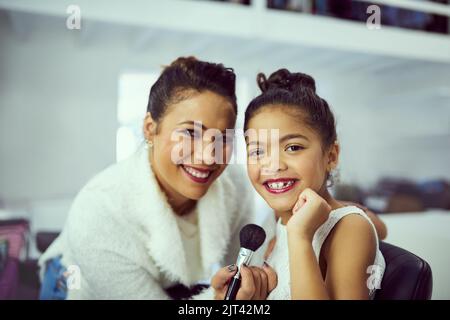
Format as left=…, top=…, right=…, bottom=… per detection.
left=193, top=137, right=217, bottom=165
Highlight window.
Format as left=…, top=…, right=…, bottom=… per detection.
left=116, top=72, right=159, bottom=162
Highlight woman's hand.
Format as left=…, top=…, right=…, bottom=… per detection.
left=211, top=264, right=277, bottom=300
left=287, top=188, right=331, bottom=241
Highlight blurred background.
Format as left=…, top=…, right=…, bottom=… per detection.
left=0, top=0, right=449, bottom=299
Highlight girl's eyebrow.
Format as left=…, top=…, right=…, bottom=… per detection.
left=279, top=133, right=309, bottom=143
left=246, top=134, right=308, bottom=146
left=247, top=141, right=257, bottom=146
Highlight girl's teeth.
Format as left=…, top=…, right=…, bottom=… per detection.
left=268, top=181, right=294, bottom=189
left=184, top=166, right=209, bottom=179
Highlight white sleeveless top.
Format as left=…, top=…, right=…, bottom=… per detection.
left=266, top=206, right=385, bottom=300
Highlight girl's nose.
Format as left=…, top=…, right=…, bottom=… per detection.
left=261, top=155, right=287, bottom=176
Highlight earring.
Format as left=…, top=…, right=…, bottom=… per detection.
left=145, top=139, right=153, bottom=149
left=326, top=168, right=340, bottom=188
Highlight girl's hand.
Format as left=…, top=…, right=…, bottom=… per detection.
left=287, top=188, right=331, bottom=241
left=211, top=264, right=277, bottom=300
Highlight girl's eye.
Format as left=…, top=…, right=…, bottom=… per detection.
left=249, top=149, right=264, bottom=158
left=286, top=145, right=304, bottom=152
left=223, top=135, right=234, bottom=145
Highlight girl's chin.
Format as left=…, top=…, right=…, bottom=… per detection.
left=267, top=200, right=296, bottom=213
left=259, top=193, right=298, bottom=213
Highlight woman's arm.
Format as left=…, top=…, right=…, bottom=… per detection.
left=65, top=189, right=172, bottom=299
left=68, top=243, right=172, bottom=299
left=365, top=210, right=387, bottom=240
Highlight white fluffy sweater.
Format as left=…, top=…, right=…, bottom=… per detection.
left=39, top=147, right=255, bottom=299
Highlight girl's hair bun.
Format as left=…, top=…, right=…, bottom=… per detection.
left=168, top=56, right=198, bottom=72
left=257, top=68, right=316, bottom=93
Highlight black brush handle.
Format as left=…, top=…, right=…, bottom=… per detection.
left=224, top=276, right=241, bottom=300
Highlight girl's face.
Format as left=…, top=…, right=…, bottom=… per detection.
left=144, top=90, right=236, bottom=201
left=246, top=106, right=338, bottom=213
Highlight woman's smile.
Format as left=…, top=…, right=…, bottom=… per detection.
left=180, top=164, right=214, bottom=184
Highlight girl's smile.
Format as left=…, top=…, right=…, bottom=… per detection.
left=263, top=177, right=299, bottom=194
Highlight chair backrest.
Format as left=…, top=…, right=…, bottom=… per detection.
left=36, top=232, right=60, bottom=254
left=375, top=241, right=433, bottom=300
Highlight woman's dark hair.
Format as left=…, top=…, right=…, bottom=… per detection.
left=244, top=68, right=337, bottom=150
left=147, top=56, right=237, bottom=123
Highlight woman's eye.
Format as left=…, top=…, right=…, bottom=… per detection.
left=182, top=129, right=198, bottom=138
left=286, top=145, right=304, bottom=152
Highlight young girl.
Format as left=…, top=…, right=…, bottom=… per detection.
left=244, top=69, right=385, bottom=299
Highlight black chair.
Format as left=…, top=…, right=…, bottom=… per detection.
left=36, top=232, right=60, bottom=254
left=375, top=241, right=433, bottom=300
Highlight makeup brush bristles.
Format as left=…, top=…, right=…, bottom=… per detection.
left=239, top=224, right=266, bottom=251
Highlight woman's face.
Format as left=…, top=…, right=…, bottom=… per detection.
left=246, top=106, right=338, bottom=213
left=144, top=90, right=236, bottom=202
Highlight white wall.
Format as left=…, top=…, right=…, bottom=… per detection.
left=383, top=211, right=450, bottom=300
left=0, top=14, right=118, bottom=204
left=328, top=73, right=450, bottom=187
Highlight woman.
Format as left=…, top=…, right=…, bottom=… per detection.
left=39, top=57, right=276, bottom=300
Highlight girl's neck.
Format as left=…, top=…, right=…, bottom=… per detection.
left=276, top=187, right=342, bottom=226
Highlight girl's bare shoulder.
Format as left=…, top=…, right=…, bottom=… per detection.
left=322, top=213, right=376, bottom=262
